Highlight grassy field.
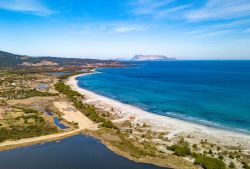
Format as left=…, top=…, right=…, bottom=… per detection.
left=0, top=107, right=58, bottom=142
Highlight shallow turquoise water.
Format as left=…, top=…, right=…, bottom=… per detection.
left=77, top=61, right=250, bottom=133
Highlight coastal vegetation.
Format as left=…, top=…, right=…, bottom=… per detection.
left=193, top=154, right=225, bottom=169
left=54, top=81, right=117, bottom=129
left=167, top=144, right=191, bottom=157
left=0, top=107, right=58, bottom=142
left=0, top=89, right=56, bottom=100
left=0, top=71, right=57, bottom=100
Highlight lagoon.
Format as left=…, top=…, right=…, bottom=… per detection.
left=0, top=135, right=166, bottom=169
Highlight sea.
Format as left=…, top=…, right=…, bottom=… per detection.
left=77, top=61, right=250, bottom=134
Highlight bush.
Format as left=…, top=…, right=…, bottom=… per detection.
left=168, top=144, right=191, bottom=157
left=218, top=155, right=224, bottom=160
left=229, top=154, right=234, bottom=159
left=229, top=162, right=235, bottom=168
left=23, top=108, right=38, bottom=114
left=101, top=120, right=118, bottom=129
left=242, top=162, right=250, bottom=169
left=194, top=155, right=225, bottom=169
left=192, top=144, right=197, bottom=148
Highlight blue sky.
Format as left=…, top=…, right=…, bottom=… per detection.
left=0, top=0, right=250, bottom=59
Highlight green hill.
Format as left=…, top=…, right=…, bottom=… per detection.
left=0, top=51, right=24, bottom=67
left=0, top=50, right=115, bottom=68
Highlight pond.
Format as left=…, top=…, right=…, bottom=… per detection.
left=53, top=117, right=67, bottom=129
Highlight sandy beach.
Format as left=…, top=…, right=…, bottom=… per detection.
left=68, top=73, right=250, bottom=150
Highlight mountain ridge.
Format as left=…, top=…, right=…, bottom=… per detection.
left=131, top=55, right=176, bottom=61
left=0, top=50, right=117, bottom=68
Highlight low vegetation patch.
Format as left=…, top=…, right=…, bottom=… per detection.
left=54, top=81, right=117, bottom=129
left=193, top=154, right=225, bottom=169
left=0, top=108, right=57, bottom=142
left=0, top=89, right=56, bottom=99
left=167, top=144, right=191, bottom=157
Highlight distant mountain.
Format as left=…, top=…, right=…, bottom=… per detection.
left=0, top=50, right=25, bottom=67
left=131, top=55, right=176, bottom=61
left=0, top=50, right=117, bottom=68
left=113, top=58, right=129, bottom=61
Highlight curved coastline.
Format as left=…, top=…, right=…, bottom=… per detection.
left=67, top=73, right=250, bottom=149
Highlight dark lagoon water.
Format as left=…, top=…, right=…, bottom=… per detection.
left=44, top=112, right=67, bottom=130
left=53, top=117, right=67, bottom=129
left=0, top=135, right=166, bottom=169
left=77, top=61, right=250, bottom=133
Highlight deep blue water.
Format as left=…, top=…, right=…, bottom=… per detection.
left=0, top=135, right=166, bottom=169
left=77, top=61, right=250, bottom=133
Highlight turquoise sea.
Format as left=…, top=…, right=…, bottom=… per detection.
left=77, top=61, right=250, bottom=133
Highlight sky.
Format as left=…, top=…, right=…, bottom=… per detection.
left=0, top=0, right=250, bottom=60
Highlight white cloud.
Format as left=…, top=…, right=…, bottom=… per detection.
left=185, top=29, right=234, bottom=38
left=113, top=24, right=150, bottom=33
left=129, top=0, right=175, bottom=15
left=155, top=4, right=190, bottom=18
left=0, top=0, right=54, bottom=16
left=211, top=19, right=250, bottom=29
left=186, top=0, right=250, bottom=21
left=77, top=22, right=151, bottom=35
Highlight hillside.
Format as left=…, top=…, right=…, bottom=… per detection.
left=0, top=51, right=25, bottom=67
left=0, top=50, right=117, bottom=68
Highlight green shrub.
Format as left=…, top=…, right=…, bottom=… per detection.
left=23, top=108, right=38, bottom=114
left=194, top=155, right=225, bottom=169
left=168, top=144, right=191, bottom=157
left=192, top=144, right=197, bottom=148
left=101, top=120, right=118, bottom=129
left=229, top=162, right=235, bottom=168
left=218, top=155, right=224, bottom=160
left=242, top=162, right=250, bottom=169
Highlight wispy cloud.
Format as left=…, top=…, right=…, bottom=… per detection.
left=210, top=19, right=250, bottom=29
left=155, top=4, right=190, bottom=18
left=0, top=0, right=54, bottom=16
left=128, top=0, right=191, bottom=20
left=245, top=28, right=250, bottom=33
left=186, top=0, right=250, bottom=21
left=185, top=29, right=234, bottom=38
left=77, top=22, right=151, bottom=35
left=129, top=0, right=175, bottom=15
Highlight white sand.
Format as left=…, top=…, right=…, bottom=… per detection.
left=67, top=73, right=250, bottom=149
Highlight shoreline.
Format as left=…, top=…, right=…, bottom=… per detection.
left=68, top=73, right=250, bottom=149
left=0, top=129, right=84, bottom=152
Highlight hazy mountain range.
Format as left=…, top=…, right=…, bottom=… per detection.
left=0, top=50, right=116, bottom=68
left=131, top=55, right=177, bottom=61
